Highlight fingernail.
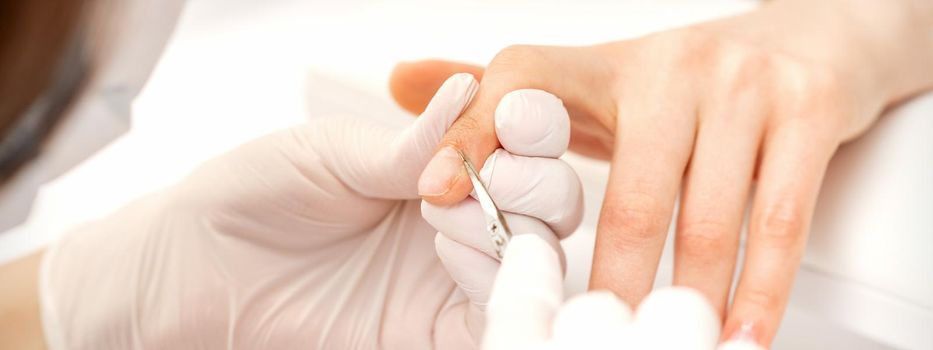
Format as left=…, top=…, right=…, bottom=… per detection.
left=726, top=322, right=760, bottom=344
left=418, top=146, right=463, bottom=196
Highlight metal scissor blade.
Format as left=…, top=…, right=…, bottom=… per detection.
left=456, top=149, right=512, bottom=258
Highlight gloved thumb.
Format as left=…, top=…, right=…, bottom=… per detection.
left=387, top=73, right=479, bottom=197
left=315, top=73, right=478, bottom=199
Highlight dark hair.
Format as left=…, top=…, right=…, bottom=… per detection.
left=0, top=0, right=91, bottom=181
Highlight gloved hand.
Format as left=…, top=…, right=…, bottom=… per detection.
left=38, top=74, right=582, bottom=349
left=421, top=88, right=584, bottom=341
left=483, top=234, right=767, bottom=350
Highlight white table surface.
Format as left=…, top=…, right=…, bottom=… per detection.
left=1, top=0, right=930, bottom=348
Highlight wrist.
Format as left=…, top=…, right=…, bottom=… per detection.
left=767, top=0, right=932, bottom=105
left=820, top=0, right=933, bottom=104
left=700, top=0, right=933, bottom=107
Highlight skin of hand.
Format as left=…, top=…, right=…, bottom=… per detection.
left=18, top=73, right=581, bottom=349
left=392, top=0, right=933, bottom=346
left=483, top=234, right=766, bottom=350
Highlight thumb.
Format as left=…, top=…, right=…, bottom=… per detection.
left=384, top=73, right=479, bottom=195
left=321, top=73, right=478, bottom=199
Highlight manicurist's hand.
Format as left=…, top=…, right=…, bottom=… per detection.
left=36, top=74, right=583, bottom=349
left=483, top=234, right=765, bottom=350
left=391, top=0, right=933, bottom=346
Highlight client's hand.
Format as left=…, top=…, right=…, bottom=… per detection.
left=39, top=74, right=583, bottom=349
left=390, top=0, right=933, bottom=346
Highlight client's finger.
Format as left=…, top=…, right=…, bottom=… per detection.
left=723, top=119, right=838, bottom=346
left=390, top=60, right=485, bottom=114
left=589, top=91, right=697, bottom=304
left=674, top=97, right=764, bottom=316
left=418, top=45, right=609, bottom=206
left=483, top=235, right=563, bottom=350
left=393, top=73, right=479, bottom=174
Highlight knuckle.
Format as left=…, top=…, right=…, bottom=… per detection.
left=448, top=113, right=484, bottom=136
left=677, top=219, right=734, bottom=255
left=741, top=288, right=781, bottom=313
left=443, top=118, right=496, bottom=154
left=703, top=41, right=776, bottom=99
left=755, top=198, right=806, bottom=249
left=771, top=59, right=851, bottom=124
left=600, top=191, right=669, bottom=246
left=651, top=29, right=729, bottom=73
left=795, top=69, right=844, bottom=109
left=681, top=31, right=724, bottom=65
left=725, top=50, right=775, bottom=93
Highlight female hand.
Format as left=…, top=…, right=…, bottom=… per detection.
left=391, top=0, right=933, bottom=346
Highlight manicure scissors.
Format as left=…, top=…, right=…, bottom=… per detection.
left=457, top=149, right=512, bottom=259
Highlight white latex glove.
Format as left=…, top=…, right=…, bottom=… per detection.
left=483, top=234, right=768, bottom=350
left=421, top=88, right=584, bottom=340
left=38, top=74, right=583, bottom=349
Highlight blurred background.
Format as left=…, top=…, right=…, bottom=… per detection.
left=0, top=0, right=930, bottom=348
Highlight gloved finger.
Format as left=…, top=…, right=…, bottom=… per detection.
left=435, top=233, right=499, bottom=311
left=390, top=60, right=486, bottom=115
left=633, top=287, right=721, bottom=350
left=476, top=149, right=583, bottom=238
left=717, top=341, right=767, bottom=350
left=483, top=235, right=563, bottom=350
left=421, top=199, right=565, bottom=265
left=435, top=233, right=498, bottom=343
left=551, top=292, right=633, bottom=350
left=317, top=73, right=479, bottom=200
left=494, top=89, right=570, bottom=158
left=388, top=73, right=480, bottom=197
left=417, top=45, right=604, bottom=206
